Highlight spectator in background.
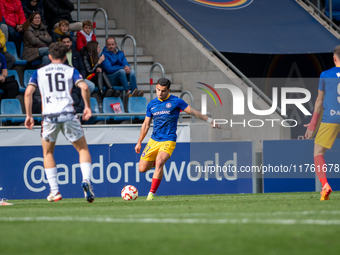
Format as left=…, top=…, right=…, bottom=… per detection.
left=52, top=20, right=73, bottom=43
left=80, top=41, right=120, bottom=98
left=43, top=0, right=82, bottom=32
left=102, top=37, right=144, bottom=98
left=24, top=0, right=47, bottom=26
left=22, top=12, right=51, bottom=66
left=0, top=0, right=26, bottom=55
left=61, top=35, right=95, bottom=96
left=0, top=29, right=16, bottom=70
left=0, top=53, right=18, bottom=100
left=76, top=20, right=96, bottom=52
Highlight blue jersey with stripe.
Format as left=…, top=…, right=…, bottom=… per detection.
left=146, top=94, right=188, bottom=142
left=318, top=66, right=340, bottom=123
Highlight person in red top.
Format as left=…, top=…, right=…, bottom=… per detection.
left=0, top=0, right=26, bottom=55
left=76, top=20, right=96, bottom=52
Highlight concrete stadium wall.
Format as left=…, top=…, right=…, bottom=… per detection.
left=93, top=0, right=290, bottom=151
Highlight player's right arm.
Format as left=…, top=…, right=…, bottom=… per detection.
left=304, top=89, right=324, bottom=139
left=77, top=80, right=92, bottom=121
left=24, top=85, right=37, bottom=130
left=135, top=116, right=152, bottom=154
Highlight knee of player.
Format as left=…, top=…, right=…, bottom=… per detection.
left=138, top=165, right=147, bottom=173
left=155, top=161, right=165, bottom=170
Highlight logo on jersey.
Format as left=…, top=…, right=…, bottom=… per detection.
left=153, top=111, right=171, bottom=116
left=330, top=110, right=340, bottom=116
left=166, top=103, right=172, bottom=108
left=188, top=0, right=253, bottom=10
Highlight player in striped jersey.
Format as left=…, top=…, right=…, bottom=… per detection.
left=24, top=42, right=94, bottom=203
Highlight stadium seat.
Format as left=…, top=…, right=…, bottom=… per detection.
left=127, top=97, right=147, bottom=120
left=23, top=70, right=36, bottom=88
left=20, top=43, right=42, bottom=66
left=84, top=97, right=105, bottom=124
left=0, top=98, right=25, bottom=123
left=325, top=0, right=340, bottom=21
left=102, top=97, right=130, bottom=121
left=6, top=41, right=27, bottom=66
left=7, top=70, right=25, bottom=93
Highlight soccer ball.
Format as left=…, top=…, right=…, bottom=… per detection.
left=121, top=185, right=138, bottom=201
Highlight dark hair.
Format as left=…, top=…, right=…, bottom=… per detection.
left=23, top=11, right=41, bottom=31
left=49, top=42, right=68, bottom=60
left=334, top=46, right=340, bottom=59
left=83, top=20, right=93, bottom=28
left=87, top=41, right=99, bottom=64
left=157, top=78, right=171, bottom=89
left=60, top=35, right=71, bottom=41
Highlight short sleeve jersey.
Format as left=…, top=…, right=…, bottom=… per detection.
left=28, top=63, right=83, bottom=117
left=146, top=94, right=188, bottom=142
left=0, top=53, right=7, bottom=72
left=318, top=66, right=340, bottom=123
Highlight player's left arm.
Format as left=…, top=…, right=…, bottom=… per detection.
left=183, top=106, right=220, bottom=128
left=77, top=80, right=92, bottom=121
left=304, top=89, right=324, bottom=139
left=24, top=85, right=37, bottom=130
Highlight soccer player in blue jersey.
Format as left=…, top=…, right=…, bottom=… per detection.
left=135, top=78, right=218, bottom=200
left=304, top=45, right=340, bottom=200
left=24, top=42, right=95, bottom=203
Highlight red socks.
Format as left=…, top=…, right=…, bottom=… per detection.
left=314, top=155, right=328, bottom=187
left=150, top=178, right=161, bottom=194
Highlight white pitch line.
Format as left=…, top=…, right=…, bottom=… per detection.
left=114, top=210, right=340, bottom=218
left=0, top=216, right=340, bottom=225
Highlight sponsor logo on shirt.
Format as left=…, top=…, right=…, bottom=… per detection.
left=330, top=110, right=340, bottom=116
left=153, top=111, right=170, bottom=116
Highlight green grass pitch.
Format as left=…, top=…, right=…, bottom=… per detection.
left=1, top=192, right=340, bottom=255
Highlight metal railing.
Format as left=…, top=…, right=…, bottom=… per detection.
left=77, top=0, right=80, bottom=21
left=121, top=35, right=137, bottom=77
left=149, top=63, right=165, bottom=100
left=157, top=0, right=281, bottom=116
left=93, top=8, right=109, bottom=40
left=301, top=0, right=340, bottom=32
left=179, top=91, right=195, bottom=123
left=0, top=112, right=189, bottom=126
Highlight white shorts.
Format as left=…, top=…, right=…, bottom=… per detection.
left=41, top=116, right=84, bottom=143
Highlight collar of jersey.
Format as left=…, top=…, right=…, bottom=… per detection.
left=337, top=65, right=340, bottom=67
left=158, top=94, right=171, bottom=102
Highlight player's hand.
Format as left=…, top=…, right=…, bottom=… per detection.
left=210, top=119, right=221, bottom=129
left=304, top=123, right=313, bottom=139
left=25, top=116, right=34, bottom=130
left=82, top=107, right=92, bottom=121
left=135, top=143, right=141, bottom=154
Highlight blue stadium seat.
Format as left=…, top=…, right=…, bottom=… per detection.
left=84, top=97, right=105, bottom=124
left=6, top=41, right=27, bottom=66
left=102, top=97, right=130, bottom=121
left=20, top=43, right=41, bottom=66
left=24, top=70, right=36, bottom=88
left=0, top=98, right=25, bottom=123
left=325, top=0, right=340, bottom=21
left=128, top=97, right=147, bottom=120
left=7, top=70, right=25, bottom=93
